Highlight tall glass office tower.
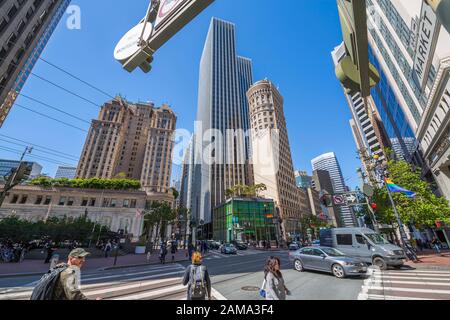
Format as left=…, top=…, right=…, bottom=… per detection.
left=0, top=0, right=71, bottom=127
left=193, top=18, right=253, bottom=236
left=311, top=153, right=356, bottom=228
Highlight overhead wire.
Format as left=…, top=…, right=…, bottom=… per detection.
left=0, top=138, right=79, bottom=162
left=0, top=134, right=80, bottom=160
left=14, top=103, right=88, bottom=132
left=0, top=145, right=76, bottom=167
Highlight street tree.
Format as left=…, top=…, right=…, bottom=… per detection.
left=372, top=159, right=450, bottom=228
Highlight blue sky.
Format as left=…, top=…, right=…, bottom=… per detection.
left=0, top=0, right=362, bottom=188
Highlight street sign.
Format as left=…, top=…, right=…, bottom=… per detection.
left=412, top=1, right=440, bottom=89
left=149, top=0, right=215, bottom=51
left=333, top=195, right=345, bottom=205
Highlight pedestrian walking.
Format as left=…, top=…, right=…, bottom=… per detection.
left=171, top=241, right=178, bottom=263
left=104, top=241, right=112, bottom=258
left=416, top=238, right=423, bottom=252
left=44, top=242, right=54, bottom=264
left=188, top=243, right=194, bottom=261
left=159, top=243, right=168, bottom=264
left=262, top=256, right=291, bottom=300
left=31, top=248, right=99, bottom=300
left=182, top=252, right=211, bottom=300
left=432, top=236, right=442, bottom=255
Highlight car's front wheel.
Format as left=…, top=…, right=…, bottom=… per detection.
left=294, top=259, right=304, bottom=272
left=372, top=257, right=387, bottom=270
left=332, top=264, right=346, bottom=278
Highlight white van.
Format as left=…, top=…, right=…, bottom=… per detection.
left=320, top=228, right=406, bottom=270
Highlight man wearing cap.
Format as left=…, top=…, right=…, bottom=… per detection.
left=52, top=248, right=90, bottom=300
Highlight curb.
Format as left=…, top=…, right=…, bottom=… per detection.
left=0, top=272, right=44, bottom=279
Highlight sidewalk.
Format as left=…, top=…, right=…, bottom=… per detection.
left=405, top=249, right=450, bottom=270
left=0, top=250, right=190, bottom=278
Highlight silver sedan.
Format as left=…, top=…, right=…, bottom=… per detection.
left=289, top=246, right=367, bottom=278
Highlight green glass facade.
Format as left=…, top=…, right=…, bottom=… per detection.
left=213, top=198, right=277, bottom=242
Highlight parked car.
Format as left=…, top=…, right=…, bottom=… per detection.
left=207, top=240, right=221, bottom=250
left=231, top=241, right=247, bottom=250
left=319, top=228, right=406, bottom=270
left=289, top=246, right=367, bottom=278
left=221, top=243, right=237, bottom=255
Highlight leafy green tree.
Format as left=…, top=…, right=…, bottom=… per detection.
left=372, top=159, right=450, bottom=227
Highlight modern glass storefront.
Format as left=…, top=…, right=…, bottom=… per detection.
left=213, top=198, right=277, bottom=243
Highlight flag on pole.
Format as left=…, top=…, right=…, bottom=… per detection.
left=384, top=178, right=416, bottom=198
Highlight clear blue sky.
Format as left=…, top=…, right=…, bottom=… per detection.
left=0, top=0, right=362, bottom=188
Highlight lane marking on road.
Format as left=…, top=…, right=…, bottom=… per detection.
left=211, top=288, right=227, bottom=300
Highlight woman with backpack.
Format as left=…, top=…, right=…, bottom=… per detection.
left=262, top=256, right=291, bottom=300
left=182, top=252, right=212, bottom=300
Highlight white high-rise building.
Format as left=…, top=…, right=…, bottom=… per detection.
left=311, top=153, right=356, bottom=227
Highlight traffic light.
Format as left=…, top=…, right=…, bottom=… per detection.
left=320, top=194, right=333, bottom=208
left=426, top=0, right=450, bottom=33
left=371, top=202, right=378, bottom=210
left=336, top=0, right=380, bottom=97
left=15, top=162, right=33, bottom=182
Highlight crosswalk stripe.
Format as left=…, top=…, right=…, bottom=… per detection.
left=373, top=276, right=450, bottom=281
left=383, top=270, right=450, bottom=275
left=367, top=286, right=450, bottom=295
left=0, top=270, right=185, bottom=300
left=367, top=280, right=450, bottom=286
left=111, top=284, right=186, bottom=300
left=366, top=294, right=436, bottom=300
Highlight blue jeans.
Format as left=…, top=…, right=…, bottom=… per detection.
left=434, top=244, right=441, bottom=254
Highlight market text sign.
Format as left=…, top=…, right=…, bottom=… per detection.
left=412, top=2, right=440, bottom=89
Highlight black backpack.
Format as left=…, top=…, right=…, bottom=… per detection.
left=190, top=265, right=207, bottom=299
left=30, top=264, right=68, bottom=300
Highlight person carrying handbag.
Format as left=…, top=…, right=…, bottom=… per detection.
left=261, top=256, right=291, bottom=300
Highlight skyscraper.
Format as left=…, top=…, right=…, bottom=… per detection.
left=365, top=0, right=450, bottom=198
left=247, top=79, right=302, bottom=240
left=311, top=152, right=356, bottom=227
left=332, top=42, right=390, bottom=182
left=77, top=97, right=176, bottom=195
left=0, top=0, right=71, bottom=127
left=193, top=18, right=253, bottom=235
left=295, top=170, right=313, bottom=188
left=55, top=166, right=77, bottom=179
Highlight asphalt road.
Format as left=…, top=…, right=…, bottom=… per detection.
left=180, top=250, right=366, bottom=300
left=0, top=250, right=367, bottom=300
